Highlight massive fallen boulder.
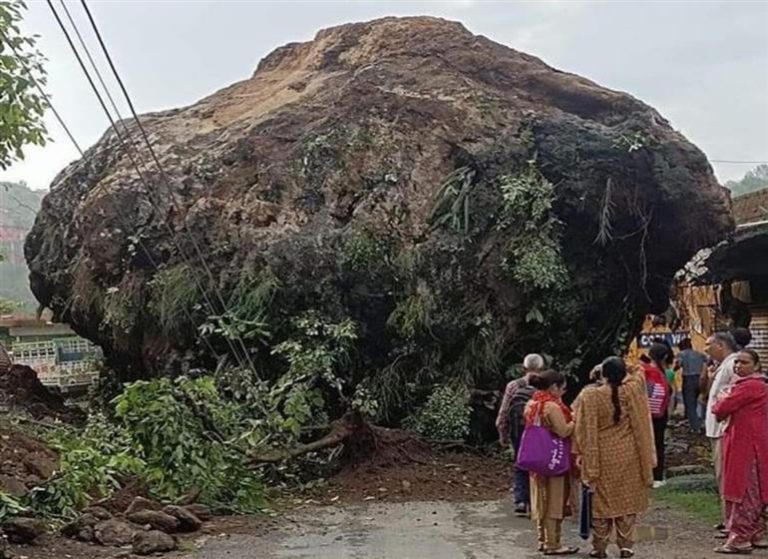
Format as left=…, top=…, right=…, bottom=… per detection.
left=26, top=17, right=731, bottom=399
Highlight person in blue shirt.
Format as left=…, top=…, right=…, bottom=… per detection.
left=675, top=338, right=708, bottom=432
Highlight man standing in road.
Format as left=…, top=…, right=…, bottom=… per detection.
left=705, top=332, right=740, bottom=532
left=676, top=338, right=707, bottom=432
left=496, top=353, right=545, bottom=516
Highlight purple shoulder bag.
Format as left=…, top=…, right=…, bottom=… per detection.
left=516, top=420, right=572, bottom=477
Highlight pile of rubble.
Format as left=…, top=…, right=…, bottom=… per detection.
left=0, top=429, right=58, bottom=499
left=0, top=364, right=85, bottom=424
left=6, top=495, right=211, bottom=556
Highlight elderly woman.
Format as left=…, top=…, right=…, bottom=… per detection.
left=712, top=349, right=768, bottom=554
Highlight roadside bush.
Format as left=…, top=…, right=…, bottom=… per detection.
left=403, top=385, right=470, bottom=441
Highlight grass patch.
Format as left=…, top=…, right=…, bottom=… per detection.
left=654, top=488, right=721, bottom=525
left=150, top=264, right=200, bottom=336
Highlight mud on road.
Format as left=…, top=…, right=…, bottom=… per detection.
left=171, top=499, right=728, bottom=559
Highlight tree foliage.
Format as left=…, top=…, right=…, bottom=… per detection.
left=0, top=0, right=48, bottom=169
left=403, top=385, right=470, bottom=440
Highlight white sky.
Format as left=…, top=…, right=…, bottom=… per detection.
left=2, top=0, right=767, bottom=190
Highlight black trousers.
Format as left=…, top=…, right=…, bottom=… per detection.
left=682, top=375, right=701, bottom=431
left=510, top=415, right=530, bottom=505
left=652, top=414, right=668, bottom=481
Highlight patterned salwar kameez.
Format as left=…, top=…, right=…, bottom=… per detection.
left=712, top=375, right=768, bottom=551
left=573, top=367, right=655, bottom=557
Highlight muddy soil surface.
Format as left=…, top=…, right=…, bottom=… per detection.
left=166, top=500, right=728, bottom=559
left=12, top=498, right=729, bottom=559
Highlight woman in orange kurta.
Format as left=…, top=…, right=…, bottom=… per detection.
left=712, top=349, right=768, bottom=554
left=573, top=357, right=655, bottom=559
left=525, top=369, right=579, bottom=556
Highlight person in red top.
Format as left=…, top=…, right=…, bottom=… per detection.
left=641, top=343, right=672, bottom=487
left=712, top=349, right=768, bottom=554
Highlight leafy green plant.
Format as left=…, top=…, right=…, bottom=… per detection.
left=428, top=166, right=476, bottom=235
left=273, top=313, right=357, bottom=399
left=387, top=284, right=435, bottom=339
left=350, top=380, right=380, bottom=419
left=0, top=0, right=49, bottom=169
left=613, top=131, right=646, bottom=153
left=342, top=231, right=390, bottom=273
left=149, top=264, right=200, bottom=336
left=28, top=415, right=144, bottom=520
left=498, top=162, right=570, bottom=293
left=113, top=377, right=266, bottom=512
left=0, top=297, right=17, bottom=314
left=454, top=312, right=504, bottom=385
left=199, top=269, right=278, bottom=345
left=503, top=233, right=569, bottom=291
left=102, top=275, right=145, bottom=337
left=499, top=163, right=555, bottom=226
left=403, top=385, right=470, bottom=441
left=0, top=491, right=28, bottom=523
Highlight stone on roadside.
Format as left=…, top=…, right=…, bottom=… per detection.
left=163, top=505, right=203, bottom=532
left=664, top=473, right=717, bottom=493
left=94, top=518, right=138, bottom=547
left=61, top=512, right=99, bottom=538
left=22, top=452, right=57, bottom=479
left=0, top=475, right=28, bottom=498
left=125, top=496, right=163, bottom=516
left=182, top=504, right=212, bottom=522
left=667, top=464, right=709, bottom=477
left=126, top=510, right=179, bottom=533
left=2, top=517, right=48, bottom=544
left=132, top=530, right=176, bottom=555
left=82, top=505, right=112, bottom=520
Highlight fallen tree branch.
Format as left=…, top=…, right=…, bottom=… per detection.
left=250, top=415, right=359, bottom=465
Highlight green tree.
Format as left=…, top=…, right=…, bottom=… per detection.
left=0, top=0, right=48, bottom=169
left=726, top=164, right=768, bottom=197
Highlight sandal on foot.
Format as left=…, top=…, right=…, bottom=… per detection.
left=544, top=547, right=579, bottom=556
left=589, top=551, right=607, bottom=558
left=715, top=523, right=726, bottom=531
left=752, top=540, right=768, bottom=549
left=620, top=549, right=635, bottom=558
left=714, top=544, right=753, bottom=555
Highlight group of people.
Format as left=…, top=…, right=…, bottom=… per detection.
left=496, top=328, right=767, bottom=557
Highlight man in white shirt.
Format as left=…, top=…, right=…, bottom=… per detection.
left=704, top=331, right=739, bottom=531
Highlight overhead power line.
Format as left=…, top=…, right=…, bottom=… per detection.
left=77, top=0, right=265, bottom=379
left=0, top=33, right=221, bottom=362
left=42, top=0, right=254, bottom=368
left=3, top=39, right=84, bottom=156
left=45, top=0, right=253, bottom=372
left=45, top=0, right=265, bottom=382
left=57, top=0, right=138, bottom=150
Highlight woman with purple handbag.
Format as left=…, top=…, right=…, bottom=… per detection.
left=518, top=370, right=579, bottom=556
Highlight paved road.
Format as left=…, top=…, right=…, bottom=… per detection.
left=177, top=499, right=724, bottom=559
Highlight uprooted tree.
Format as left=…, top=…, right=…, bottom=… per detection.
left=26, top=17, right=732, bottom=444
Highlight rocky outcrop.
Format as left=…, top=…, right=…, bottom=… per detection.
left=26, top=17, right=732, bottom=388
